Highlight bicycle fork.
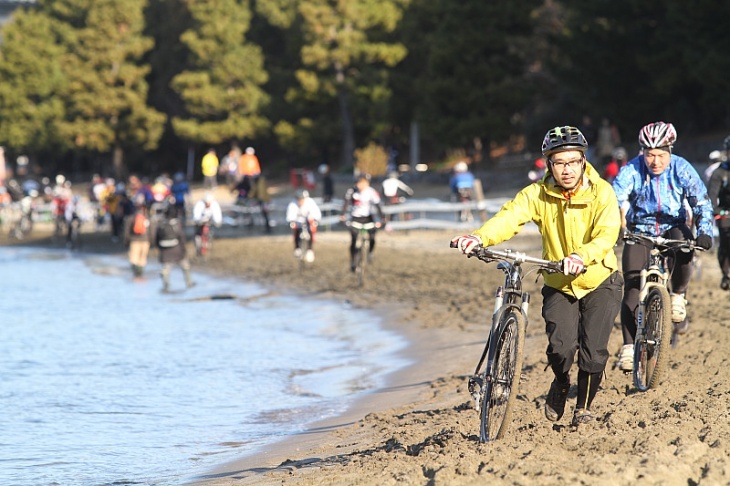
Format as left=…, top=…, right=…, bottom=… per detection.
left=469, top=290, right=530, bottom=413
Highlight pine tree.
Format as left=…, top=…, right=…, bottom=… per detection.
left=288, top=0, right=410, bottom=167
left=0, top=9, right=67, bottom=154
left=46, top=0, right=166, bottom=178
left=171, top=0, right=270, bottom=146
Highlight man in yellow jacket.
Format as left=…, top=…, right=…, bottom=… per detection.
left=452, top=126, right=623, bottom=427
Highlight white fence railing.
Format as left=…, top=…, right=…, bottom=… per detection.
left=1, top=196, right=514, bottom=236
left=220, top=197, right=511, bottom=232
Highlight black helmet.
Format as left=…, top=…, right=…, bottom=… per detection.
left=724, top=135, right=730, bottom=152
left=541, top=126, right=589, bottom=157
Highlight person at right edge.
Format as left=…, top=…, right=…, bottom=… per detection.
left=451, top=126, right=623, bottom=427
left=612, top=121, right=713, bottom=372
left=707, top=135, right=730, bottom=291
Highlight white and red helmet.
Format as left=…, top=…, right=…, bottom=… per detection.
left=638, top=122, right=677, bottom=149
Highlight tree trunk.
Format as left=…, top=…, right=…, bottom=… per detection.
left=336, top=85, right=355, bottom=169
left=113, top=145, right=126, bottom=181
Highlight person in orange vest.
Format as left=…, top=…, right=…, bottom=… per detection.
left=238, top=147, right=261, bottom=179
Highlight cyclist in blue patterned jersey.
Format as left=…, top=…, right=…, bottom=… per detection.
left=341, top=174, right=385, bottom=271
left=612, top=121, right=714, bottom=371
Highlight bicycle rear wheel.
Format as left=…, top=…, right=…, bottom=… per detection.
left=479, top=309, right=525, bottom=442
left=634, top=286, right=672, bottom=391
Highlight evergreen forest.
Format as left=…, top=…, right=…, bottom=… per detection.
left=0, top=0, right=729, bottom=180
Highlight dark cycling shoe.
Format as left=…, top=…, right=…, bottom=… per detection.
left=721, top=276, right=730, bottom=291
left=544, top=380, right=570, bottom=422
left=571, top=408, right=593, bottom=426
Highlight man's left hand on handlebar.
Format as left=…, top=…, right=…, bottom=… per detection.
left=696, top=234, right=712, bottom=250
left=561, top=254, right=584, bottom=276
left=451, top=234, right=482, bottom=254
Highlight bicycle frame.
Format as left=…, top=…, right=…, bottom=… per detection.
left=347, top=221, right=376, bottom=286
left=295, top=220, right=314, bottom=269
left=195, top=221, right=213, bottom=258
left=460, top=246, right=562, bottom=442
left=624, top=232, right=704, bottom=391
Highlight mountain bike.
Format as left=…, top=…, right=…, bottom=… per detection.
left=347, top=220, right=377, bottom=287
left=10, top=199, right=34, bottom=240
left=452, top=243, right=564, bottom=442
left=194, top=221, right=213, bottom=260
left=66, top=215, right=81, bottom=250
left=623, top=232, right=706, bottom=392
left=293, top=219, right=315, bottom=271
left=455, top=188, right=474, bottom=223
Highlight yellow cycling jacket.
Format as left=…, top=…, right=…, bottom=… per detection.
left=471, top=162, right=620, bottom=299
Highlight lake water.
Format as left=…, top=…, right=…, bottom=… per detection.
left=0, top=246, right=408, bottom=485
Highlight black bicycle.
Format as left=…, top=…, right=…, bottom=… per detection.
left=452, top=243, right=564, bottom=442
left=293, top=219, right=315, bottom=271
left=194, top=221, right=213, bottom=260
left=347, top=220, right=377, bottom=287
left=623, top=232, right=705, bottom=391
left=66, top=215, right=81, bottom=250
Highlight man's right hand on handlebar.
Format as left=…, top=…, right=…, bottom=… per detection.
left=451, top=234, right=482, bottom=254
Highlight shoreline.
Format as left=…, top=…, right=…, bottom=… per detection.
left=191, top=299, right=480, bottom=485
left=3, top=226, right=482, bottom=484
left=7, top=220, right=730, bottom=485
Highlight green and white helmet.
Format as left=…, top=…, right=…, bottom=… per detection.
left=541, top=126, right=589, bottom=157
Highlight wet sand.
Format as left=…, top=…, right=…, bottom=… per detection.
left=181, top=221, right=728, bottom=486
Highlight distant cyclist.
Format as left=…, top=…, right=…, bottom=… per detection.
left=341, top=173, right=385, bottom=271
left=286, top=189, right=322, bottom=262
left=449, top=161, right=476, bottom=221
left=449, top=161, right=475, bottom=200
left=382, top=171, right=413, bottom=204
left=192, top=192, right=223, bottom=237
left=382, top=171, right=414, bottom=224
left=612, top=121, right=713, bottom=371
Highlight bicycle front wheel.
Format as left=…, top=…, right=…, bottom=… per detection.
left=479, top=309, right=525, bottom=442
left=355, top=233, right=367, bottom=286
left=634, top=286, right=672, bottom=391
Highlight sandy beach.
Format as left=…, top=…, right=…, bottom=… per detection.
left=189, top=226, right=730, bottom=486
left=6, top=182, right=730, bottom=486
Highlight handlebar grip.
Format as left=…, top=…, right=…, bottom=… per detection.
left=450, top=241, right=458, bottom=248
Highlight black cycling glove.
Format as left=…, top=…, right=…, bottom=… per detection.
left=696, top=234, right=713, bottom=250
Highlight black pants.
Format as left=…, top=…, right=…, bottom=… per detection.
left=620, top=226, right=694, bottom=344
left=717, top=218, right=730, bottom=278
left=541, top=271, right=623, bottom=378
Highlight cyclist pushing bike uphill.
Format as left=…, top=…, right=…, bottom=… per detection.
left=452, top=126, right=622, bottom=430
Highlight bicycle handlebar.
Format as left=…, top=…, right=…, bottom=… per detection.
left=345, top=221, right=378, bottom=230
left=450, top=241, right=564, bottom=273
left=623, top=231, right=706, bottom=252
